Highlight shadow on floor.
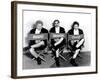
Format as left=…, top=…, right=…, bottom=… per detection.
left=23, top=51, right=91, bottom=69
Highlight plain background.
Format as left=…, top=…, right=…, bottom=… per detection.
left=0, top=0, right=100, bottom=80
left=23, top=9, right=91, bottom=51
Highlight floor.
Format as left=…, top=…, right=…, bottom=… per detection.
left=23, top=49, right=91, bottom=69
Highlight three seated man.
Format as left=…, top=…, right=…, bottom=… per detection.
left=28, top=20, right=48, bottom=65
left=27, top=20, right=85, bottom=66
left=49, top=20, right=66, bottom=67
left=67, top=21, right=85, bottom=66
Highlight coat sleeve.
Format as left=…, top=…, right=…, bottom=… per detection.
left=41, top=28, right=48, bottom=47
left=28, top=29, right=35, bottom=47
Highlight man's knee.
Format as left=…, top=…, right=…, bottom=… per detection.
left=29, top=47, right=35, bottom=54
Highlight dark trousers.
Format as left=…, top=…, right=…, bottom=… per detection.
left=51, top=39, right=65, bottom=67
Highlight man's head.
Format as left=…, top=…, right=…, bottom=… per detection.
left=53, top=20, right=60, bottom=27
left=35, top=20, right=43, bottom=30
left=72, top=21, right=79, bottom=30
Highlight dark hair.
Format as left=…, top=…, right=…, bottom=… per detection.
left=71, top=21, right=79, bottom=29
left=52, top=19, right=60, bottom=27
left=35, top=20, right=43, bottom=26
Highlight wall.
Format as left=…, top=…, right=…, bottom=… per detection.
left=0, top=0, right=100, bottom=80
left=23, top=9, right=91, bottom=51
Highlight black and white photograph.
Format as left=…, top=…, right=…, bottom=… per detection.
left=11, top=1, right=97, bottom=78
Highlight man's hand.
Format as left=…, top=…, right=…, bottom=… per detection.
left=35, top=40, right=41, bottom=43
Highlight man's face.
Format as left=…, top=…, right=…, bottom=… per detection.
left=74, top=24, right=79, bottom=30
left=36, top=23, right=42, bottom=30
left=54, top=21, right=60, bottom=27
